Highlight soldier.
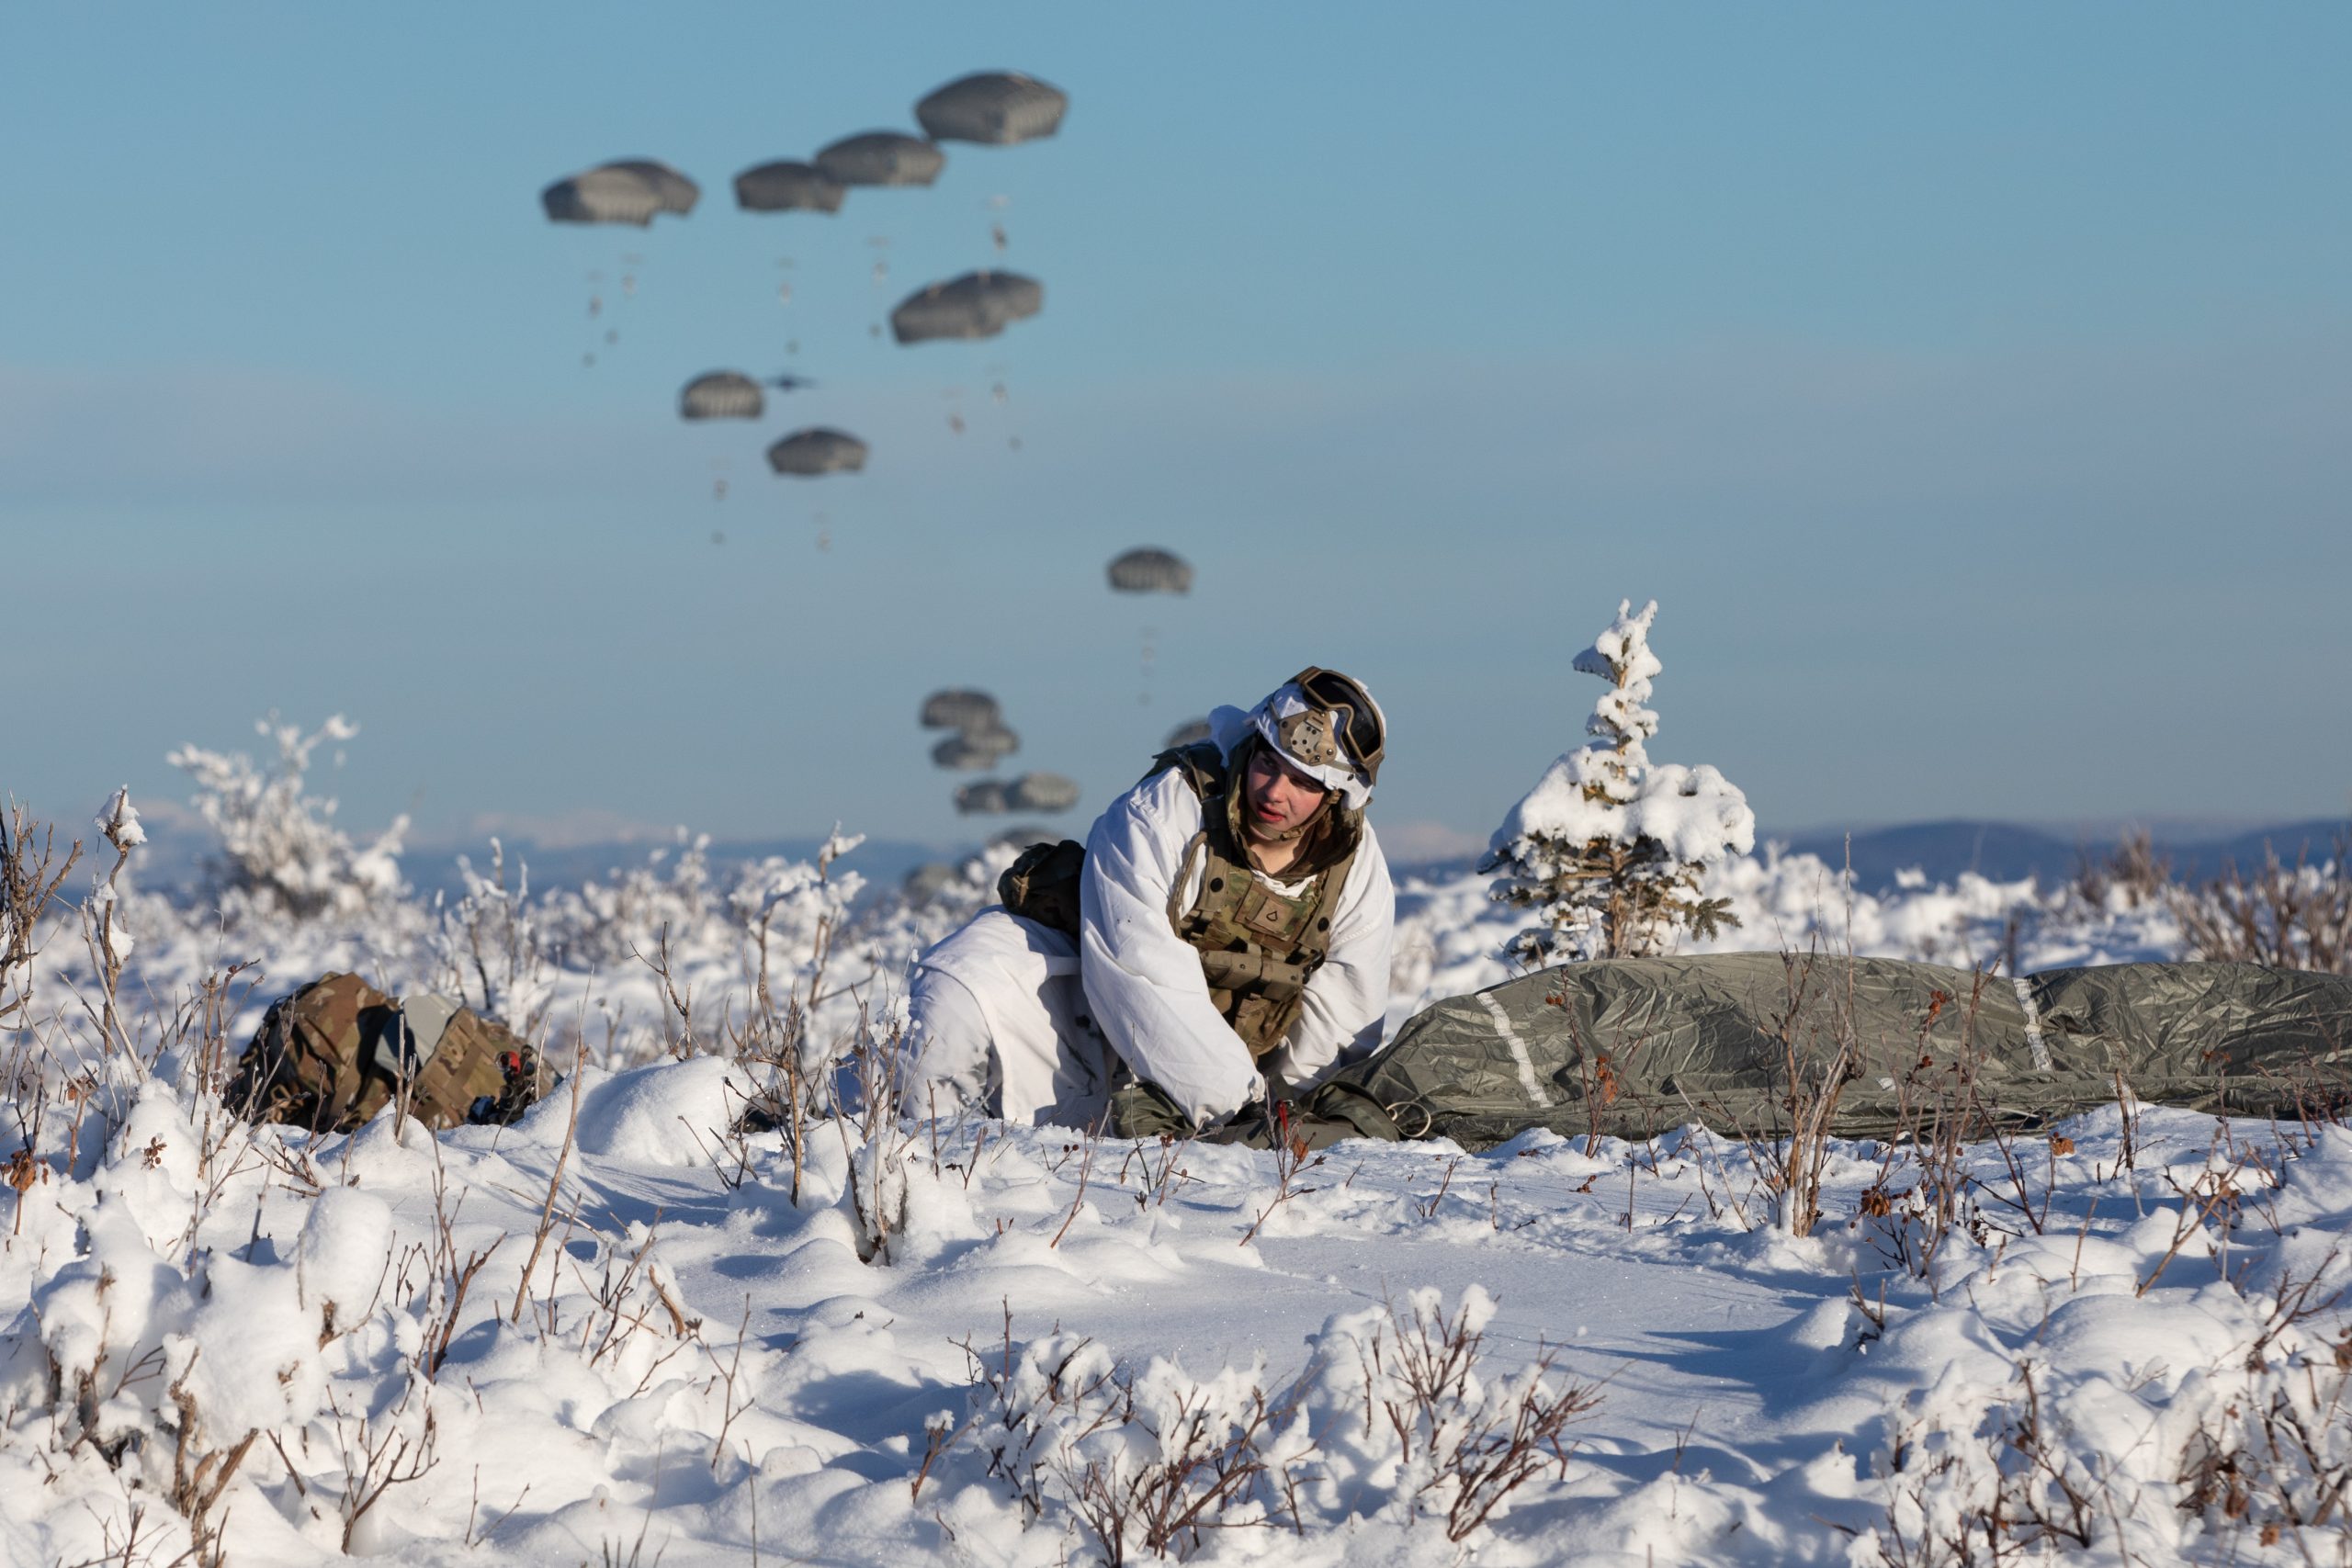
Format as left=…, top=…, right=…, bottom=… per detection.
left=908, top=668, right=1395, bottom=1138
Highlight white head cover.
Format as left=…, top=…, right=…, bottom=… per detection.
left=1206, top=681, right=1376, bottom=811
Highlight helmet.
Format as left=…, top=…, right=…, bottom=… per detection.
left=1284, top=666, right=1386, bottom=788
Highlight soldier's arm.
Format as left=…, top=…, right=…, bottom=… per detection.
left=1266, top=825, right=1396, bottom=1093
left=1078, top=771, right=1263, bottom=1128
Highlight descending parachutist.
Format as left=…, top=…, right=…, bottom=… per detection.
left=991, top=382, right=1009, bottom=403
left=777, top=282, right=792, bottom=305
left=713, top=478, right=729, bottom=502
left=948, top=413, right=965, bottom=434
left=871, top=258, right=888, bottom=285
left=816, top=528, right=831, bottom=552
left=621, top=274, right=637, bottom=296
left=605, top=329, right=617, bottom=345
left=587, top=295, right=603, bottom=318
left=712, top=530, right=726, bottom=546
left=1008, top=435, right=1022, bottom=451
left=582, top=352, right=596, bottom=367
left=869, top=323, right=883, bottom=339
left=991, top=224, right=1008, bottom=252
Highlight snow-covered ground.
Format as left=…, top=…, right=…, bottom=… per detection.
left=17, top=794, right=2345, bottom=1567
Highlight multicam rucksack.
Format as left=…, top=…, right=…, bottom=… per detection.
left=226, top=973, right=541, bottom=1134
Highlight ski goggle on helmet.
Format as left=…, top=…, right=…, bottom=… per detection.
left=1285, top=666, right=1386, bottom=787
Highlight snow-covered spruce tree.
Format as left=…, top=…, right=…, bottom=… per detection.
left=1482, top=599, right=1756, bottom=964
left=167, top=714, right=407, bottom=923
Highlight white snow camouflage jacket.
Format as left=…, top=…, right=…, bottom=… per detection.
left=1080, top=765, right=1396, bottom=1126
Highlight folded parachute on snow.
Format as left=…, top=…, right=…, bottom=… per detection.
left=733, top=160, right=847, bottom=213
left=1333, top=955, right=2352, bottom=1150
left=890, top=271, right=1043, bottom=344
left=542, top=159, right=699, bottom=225
left=915, top=72, right=1069, bottom=145
left=766, top=428, right=868, bottom=477
left=815, top=131, right=945, bottom=187
left=1107, top=547, right=1193, bottom=594
left=679, top=372, right=763, bottom=421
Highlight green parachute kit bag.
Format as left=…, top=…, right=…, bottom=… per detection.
left=226, top=972, right=542, bottom=1134
left=1336, top=955, right=2352, bottom=1150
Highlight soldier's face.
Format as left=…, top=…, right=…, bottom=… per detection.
left=1242, top=747, right=1331, bottom=840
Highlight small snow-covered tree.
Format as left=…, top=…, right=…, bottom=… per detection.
left=1483, top=599, right=1755, bottom=964
left=168, top=714, right=407, bottom=922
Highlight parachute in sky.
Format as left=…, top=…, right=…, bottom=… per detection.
left=1006, top=773, right=1081, bottom=813
left=890, top=271, right=1043, bottom=344
left=1163, top=717, right=1214, bottom=750
left=766, top=428, right=869, bottom=477
left=679, top=371, right=763, bottom=421
left=921, top=689, right=1001, bottom=730
left=542, top=159, right=699, bottom=225
left=915, top=73, right=1069, bottom=146
left=733, top=160, right=847, bottom=213
left=933, top=726, right=1020, bottom=771
left=815, top=132, right=945, bottom=187
left=955, top=780, right=1012, bottom=815
left=1107, top=547, right=1193, bottom=594
left=903, top=861, right=962, bottom=902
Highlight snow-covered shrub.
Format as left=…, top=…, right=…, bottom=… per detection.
left=537, top=829, right=720, bottom=972
left=1871, top=1356, right=2099, bottom=1563
left=1484, top=600, right=1756, bottom=964
left=2172, top=838, right=2351, bottom=975
left=426, top=837, right=552, bottom=1038
left=167, top=714, right=407, bottom=924
left=965, top=1325, right=1314, bottom=1560
left=1300, top=1285, right=1600, bottom=1540
left=2, top=800, right=85, bottom=1032
left=961, top=1289, right=1597, bottom=1558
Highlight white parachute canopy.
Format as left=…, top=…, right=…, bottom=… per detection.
left=542, top=159, right=698, bottom=225
left=915, top=73, right=1069, bottom=146
left=1107, top=547, right=1193, bottom=594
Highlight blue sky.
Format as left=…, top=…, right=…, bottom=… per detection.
left=6, top=3, right=2347, bottom=859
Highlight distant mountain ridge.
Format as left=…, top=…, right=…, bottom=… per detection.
left=130, top=818, right=2348, bottom=907
left=1775, top=818, right=2349, bottom=894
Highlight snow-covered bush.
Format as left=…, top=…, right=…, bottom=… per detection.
left=537, top=829, right=721, bottom=972
left=2173, top=839, right=2352, bottom=975
left=425, top=837, right=552, bottom=1037
left=167, top=715, right=407, bottom=924
left=960, top=1288, right=1597, bottom=1559
left=1483, top=599, right=1756, bottom=964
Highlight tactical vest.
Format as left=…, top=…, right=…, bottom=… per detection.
left=1154, top=739, right=1362, bottom=1057
left=997, top=739, right=1363, bottom=1058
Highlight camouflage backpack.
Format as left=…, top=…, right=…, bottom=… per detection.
left=226, top=973, right=542, bottom=1134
